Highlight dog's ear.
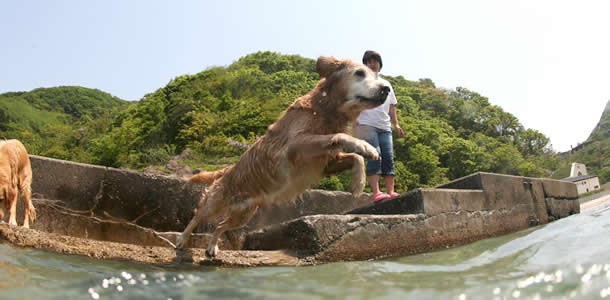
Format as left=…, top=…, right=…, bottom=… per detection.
left=316, top=56, right=341, bottom=78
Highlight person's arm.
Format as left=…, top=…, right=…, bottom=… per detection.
left=389, top=104, right=405, bottom=137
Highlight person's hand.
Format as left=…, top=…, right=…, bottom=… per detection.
left=395, top=125, right=405, bottom=138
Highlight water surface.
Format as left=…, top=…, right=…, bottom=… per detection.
left=2, top=202, right=610, bottom=300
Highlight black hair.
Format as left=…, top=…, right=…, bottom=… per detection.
left=362, top=50, right=383, bottom=70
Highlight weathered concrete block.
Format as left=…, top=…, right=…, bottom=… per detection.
left=545, top=197, right=580, bottom=221
left=30, top=199, right=235, bottom=249
left=97, top=168, right=203, bottom=231
left=528, top=179, right=549, bottom=225
left=541, top=179, right=578, bottom=199
left=244, top=204, right=535, bottom=261
left=247, top=190, right=371, bottom=230
left=437, top=172, right=537, bottom=209
left=30, top=155, right=205, bottom=232
left=420, top=188, right=486, bottom=215
left=30, top=155, right=106, bottom=210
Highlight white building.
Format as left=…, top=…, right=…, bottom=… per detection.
left=562, top=163, right=601, bottom=195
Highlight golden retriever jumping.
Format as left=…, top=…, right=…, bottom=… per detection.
left=0, top=139, right=36, bottom=228
left=176, top=56, right=390, bottom=256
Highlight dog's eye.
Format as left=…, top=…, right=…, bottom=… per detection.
left=355, top=70, right=366, bottom=78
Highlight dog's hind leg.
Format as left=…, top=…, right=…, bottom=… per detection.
left=19, top=168, right=34, bottom=228
left=206, top=203, right=258, bottom=257
left=6, top=186, right=18, bottom=226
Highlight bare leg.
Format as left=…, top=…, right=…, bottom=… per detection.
left=368, top=175, right=380, bottom=195
left=206, top=204, right=258, bottom=257
left=384, top=175, right=395, bottom=195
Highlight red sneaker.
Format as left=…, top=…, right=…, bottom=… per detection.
left=372, top=192, right=391, bottom=203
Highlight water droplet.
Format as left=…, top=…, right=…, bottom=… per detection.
left=518, top=276, right=534, bottom=288
left=88, top=288, right=99, bottom=300
left=493, top=287, right=501, bottom=295
left=458, top=293, right=467, bottom=300
left=535, top=272, right=545, bottom=283
left=591, top=264, right=603, bottom=276
left=117, top=285, right=123, bottom=292
left=121, top=271, right=132, bottom=280
left=512, top=290, right=520, bottom=298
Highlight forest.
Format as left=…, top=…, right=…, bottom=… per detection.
left=1, top=51, right=607, bottom=192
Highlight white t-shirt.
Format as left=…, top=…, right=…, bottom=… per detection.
left=356, top=75, right=397, bottom=131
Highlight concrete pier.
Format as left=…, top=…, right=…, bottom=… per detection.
left=0, top=155, right=580, bottom=266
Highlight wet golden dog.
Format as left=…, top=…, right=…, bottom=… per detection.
left=0, top=139, right=36, bottom=228
left=176, top=56, right=390, bottom=256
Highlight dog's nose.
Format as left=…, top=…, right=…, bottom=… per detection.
left=381, top=86, right=390, bottom=96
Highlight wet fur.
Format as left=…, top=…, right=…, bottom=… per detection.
left=177, top=56, right=390, bottom=256
left=0, top=139, right=36, bottom=228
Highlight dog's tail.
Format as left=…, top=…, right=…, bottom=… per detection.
left=187, top=167, right=230, bottom=185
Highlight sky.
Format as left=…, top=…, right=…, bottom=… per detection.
left=1, top=0, right=608, bottom=153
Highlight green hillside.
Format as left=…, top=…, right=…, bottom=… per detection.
left=0, top=86, right=129, bottom=161
left=553, top=100, right=609, bottom=183
left=82, top=51, right=557, bottom=191
left=2, top=52, right=578, bottom=192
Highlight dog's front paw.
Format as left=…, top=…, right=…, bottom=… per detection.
left=205, top=245, right=219, bottom=257
left=356, top=141, right=378, bottom=160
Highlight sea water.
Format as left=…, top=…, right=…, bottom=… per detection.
left=2, top=202, right=610, bottom=300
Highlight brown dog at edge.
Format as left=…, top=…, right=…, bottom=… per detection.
left=0, top=139, right=36, bottom=228
left=176, top=56, right=390, bottom=256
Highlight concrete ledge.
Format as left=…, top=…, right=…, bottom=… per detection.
left=244, top=203, right=534, bottom=261
left=28, top=155, right=372, bottom=235
left=541, top=178, right=579, bottom=199
left=545, top=197, right=580, bottom=221
left=17, top=156, right=583, bottom=266
left=30, top=155, right=106, bottom=210
left=247, top=190, right=371, bottom=230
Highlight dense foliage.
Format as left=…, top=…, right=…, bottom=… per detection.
left=1, top=52, right=606, bottom=192
left=0, top=86, right=129, bottom=161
